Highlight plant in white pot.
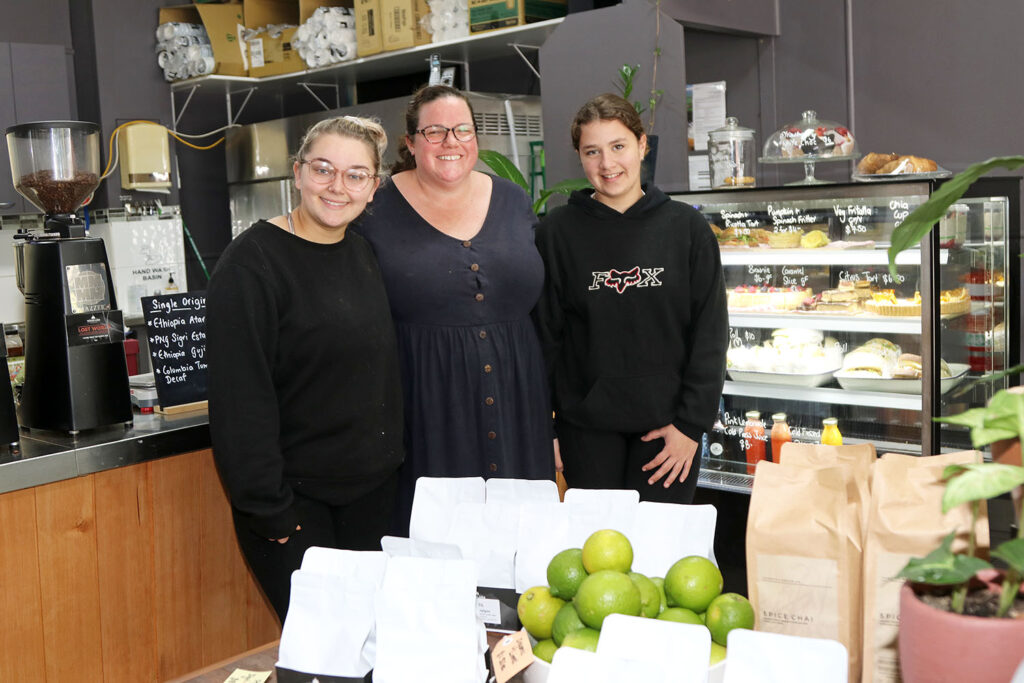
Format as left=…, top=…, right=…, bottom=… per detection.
left=895, top=388, right=1024, bottom=682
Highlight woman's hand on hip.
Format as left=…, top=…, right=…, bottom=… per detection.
left=270, top=524, right=302, bottom=544
left=553, top=438, right=563, bottom=472
left=640, top=424, right=697, bottom=487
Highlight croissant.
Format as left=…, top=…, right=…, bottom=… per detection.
left=857, top=152, right=899, bottom=175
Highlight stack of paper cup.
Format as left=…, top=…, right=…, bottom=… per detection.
left=422, top=0, right=469, bottom=43
left=294, top=7, right=358, bottom=67
left=155, top=22, right=214, bottom=81
left=155, top=23, right=215, bottom=80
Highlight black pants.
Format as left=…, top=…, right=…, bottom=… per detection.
left=556, top=420, right=701, bottom=504
left=231, top=471, right=398, bottom=623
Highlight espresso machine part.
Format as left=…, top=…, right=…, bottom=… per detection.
left=6, top=120, right=132, bottom=434
left=0, top=332, right=20, bottom=446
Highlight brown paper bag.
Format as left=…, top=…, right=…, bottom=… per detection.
left=861, top=450, right=989, bottom=683
left=779, top=442, right=877, bottom=545
left=747, top=461, right=862, bottom=682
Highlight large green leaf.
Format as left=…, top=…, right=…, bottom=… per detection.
left=533, top=177, right=592, bottom=214
left=936, top=389, right=1024, bottom=448
left=896, top=531, right=992, bottom=585
left=941, top=463, right=1024, bottom=513
left=887, top=155, right=1024, bottom=277
left=946, top=364, right=1024, bottom=400
left=478, top=149, right=529, bottom=194
left=992, top=538, right=1024, bottom=574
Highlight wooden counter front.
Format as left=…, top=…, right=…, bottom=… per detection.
left=0, top=448, right=280, bottom=682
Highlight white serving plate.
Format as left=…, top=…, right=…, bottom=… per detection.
left=834, top=363, right=970, bottom=395
left=851, top=167, right=952, bottom=182
left=727, top=367, right=840, bottom=388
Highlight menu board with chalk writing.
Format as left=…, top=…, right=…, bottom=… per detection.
left=141, top=291, right=207, bottom=409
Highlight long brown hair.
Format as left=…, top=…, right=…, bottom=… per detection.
left=570, top=93, right=647, bottom=157
left=391, top=84, right=477, bottom=174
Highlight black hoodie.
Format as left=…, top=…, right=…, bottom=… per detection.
left=535, top=186, right=727, bottom=442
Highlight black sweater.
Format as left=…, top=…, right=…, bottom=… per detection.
left=535, top=187, right=728, bottom=442
left=207, top=221, right=404, bottom=539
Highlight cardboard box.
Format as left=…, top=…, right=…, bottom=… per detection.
left=245, top=0, right=355, bottom=77
left=355, top=0, right=383, bottom=57
left=468, top=0, right=566, bottom=34
left=525, top=0, right=566, bottom=22
left=244, top=0, right=303, bottom=78
left=381, top=0, right=430, bottom=52
left=159, top=3, right=247, bottom=77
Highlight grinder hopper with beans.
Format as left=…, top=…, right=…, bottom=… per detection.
left=6, top=120, right=132, bottom=433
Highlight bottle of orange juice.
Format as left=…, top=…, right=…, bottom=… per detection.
left=821, top=417, right=843, bottom=445
left=770, top=412, right=791, bottom=461
left=743, top=410, right=767, bottom=474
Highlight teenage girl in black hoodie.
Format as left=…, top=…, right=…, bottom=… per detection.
left=535, top=93, right=728, bottom=503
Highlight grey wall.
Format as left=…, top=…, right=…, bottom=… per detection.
left=851, top=0, right=1024, bottom=172
left=540, top=2, right=689, bottom=193
left=684, top=0, right=1024, bottom=186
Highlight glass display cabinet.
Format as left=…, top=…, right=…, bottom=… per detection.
left=673, top=178, right=1020, bottom=491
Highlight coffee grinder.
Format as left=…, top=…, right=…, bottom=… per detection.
left=6, top=120, right=132, bottom=434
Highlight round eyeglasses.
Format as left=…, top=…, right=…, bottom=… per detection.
left=300, top=159, right=377, bottom=191
left=414, top=124, right=477, bottom=144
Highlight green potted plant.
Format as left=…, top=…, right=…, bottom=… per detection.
left=478, top=149, right=591, bottom=215
left=615, top=63, right=663, bottom=188
left=895, top=387, right=1024, bottom=682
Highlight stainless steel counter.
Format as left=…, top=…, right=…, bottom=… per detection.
left=0, top=410, right=210, bottom=495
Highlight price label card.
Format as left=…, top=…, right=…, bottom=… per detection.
left=492, top=629, right=534, bottom=683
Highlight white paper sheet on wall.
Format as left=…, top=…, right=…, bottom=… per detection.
left=689, top=81, right=727, bottom=152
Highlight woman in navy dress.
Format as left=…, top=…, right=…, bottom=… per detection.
left=354, top=85, right=554, bottom=530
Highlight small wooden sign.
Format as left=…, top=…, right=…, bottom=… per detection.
left=491, top=629, right=534, bottom=683
left=141, top=291, right=208, bottom=410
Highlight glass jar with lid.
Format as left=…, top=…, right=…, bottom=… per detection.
left=708, top=116, right=756, bottom=190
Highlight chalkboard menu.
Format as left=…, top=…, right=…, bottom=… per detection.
left=141, top=291, right=207, bottom=409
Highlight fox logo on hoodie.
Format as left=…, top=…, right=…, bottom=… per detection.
left=589, top=267, right=664, bottom=294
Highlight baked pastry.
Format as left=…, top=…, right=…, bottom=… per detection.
left=865, top=288, right=969, bottom=316
left=857, top=152, right=899, bottom=175
left=728, top=285, right=814, bottom=310
left=876, top=155, right=938, bottom=174
left=800, top=229, right=830, bottom=248
left=839, top=339, right=902, bottom=377
left=768, top=230, right=803, bottom=248
left=892, top=353, right=953, bottom=379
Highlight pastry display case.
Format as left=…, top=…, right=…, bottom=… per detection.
left=673, top=178, right=1020, bottom=491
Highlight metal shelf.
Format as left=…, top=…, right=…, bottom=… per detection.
left=728, top=312, right=926, bottom=334
left=697, top=469, right=753, bottom=494
left=719, top=248, right=948, bottom=267
left=723, top=380, right=923, bottom=410
left=169, top=20, right=563, bottom=126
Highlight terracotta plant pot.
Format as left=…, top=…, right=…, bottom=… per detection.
left=899, top=575, right=1024, bottom=682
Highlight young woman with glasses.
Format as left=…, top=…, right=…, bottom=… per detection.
left=535, top=94, right=728, bottom=505
left=353, top=85, right=555, bottom=532
left=207, top=116, right=404, bottom=621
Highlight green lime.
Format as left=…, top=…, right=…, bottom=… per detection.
left=551, top=601, right=587, bottom=646
left=663, top=556, right=723, bottom=613
left=533, top=638, right=558, bottom=663
left=710, top=641, right=727, bottom=665
left=650, top=576, right=668, bottom=614
left=573, top=569, right=642, bottom=630
left=547, top=548, right=587, bottom=600
left=561, top=627, right=600, bottom=652
left=628, top=572, right=661, bottom=618
left=656, top=606, right=704, bottom=625
left=517, top=585, right=565, bottom=640
left=581, top=529, right=633, bottom=573
left=705, top=592, right=755, bottom=646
